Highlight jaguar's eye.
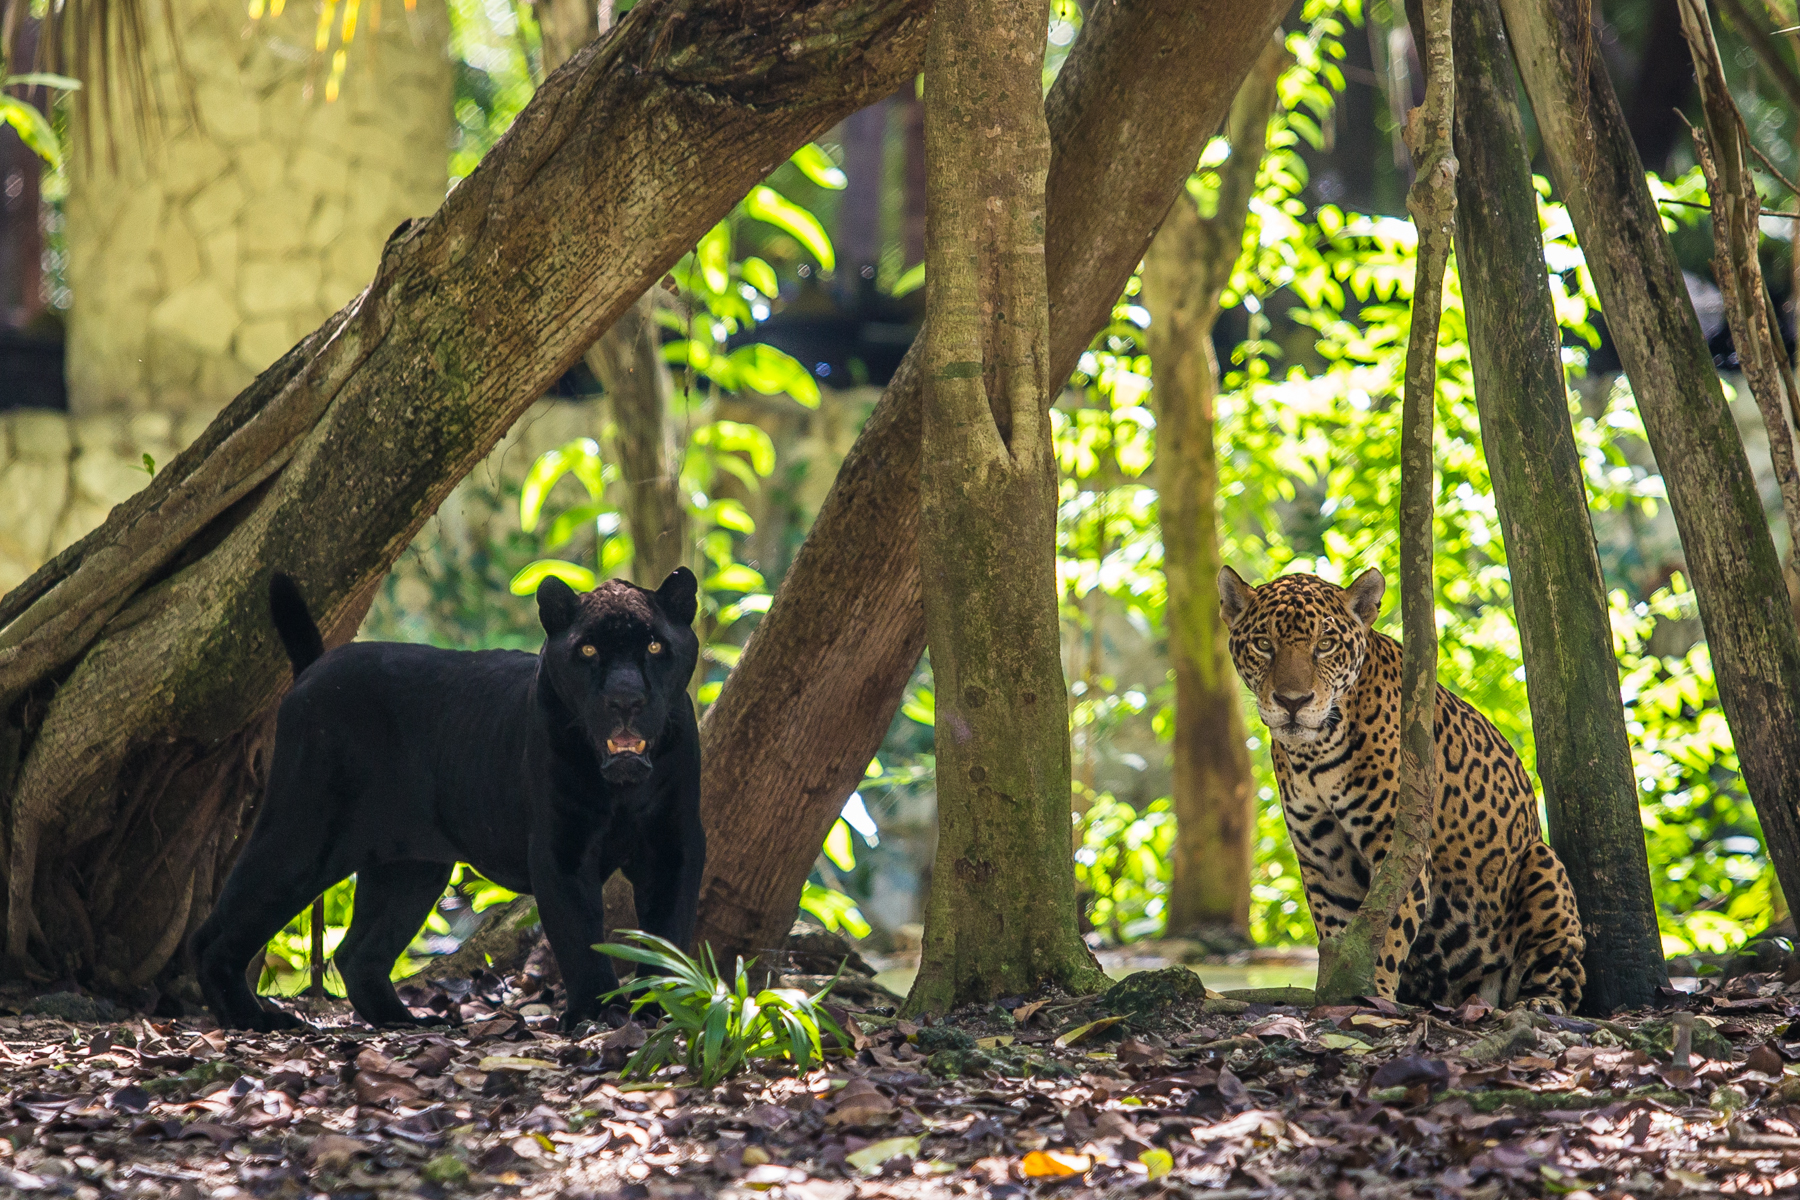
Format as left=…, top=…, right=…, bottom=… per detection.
left=579, top=643, right=598, bottom=659
left=648, top=640, right=664, bottom=656
left=1316, top=637, right=1339, bottom=655
left=1252, top=637, right=1274, bottom=654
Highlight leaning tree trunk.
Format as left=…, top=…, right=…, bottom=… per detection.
left=693, top=0, right=1292, bottom=970
left=0, top=0, right=931, bottom=989
left=1452, top=0, right=1666, bottom=1013
left=1138, top=37, right=1285, bottom=945
left=904, top=0, right=1107, bottom=1014
left=1499, top=0, right=1800, bottom=928
left=1316, top=0, right=1455, bottom=1005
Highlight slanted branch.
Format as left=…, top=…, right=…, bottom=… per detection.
left=1315, top=0, right=1456, bottom=1004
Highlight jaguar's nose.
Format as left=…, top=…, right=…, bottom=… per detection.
left=1274, top=690, right=1315, bottom=718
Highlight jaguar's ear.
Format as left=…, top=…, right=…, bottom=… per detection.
left=1217, top=566, right=1255, bottom=628
left=1345, top=568, right=1385, bottom=627
left=537, top=575, right=579, bottom=636
left=656, top=566, right=699, bottom=626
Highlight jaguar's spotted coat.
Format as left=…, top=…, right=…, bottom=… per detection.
left=1219, top=567, right=1585, bottom=1012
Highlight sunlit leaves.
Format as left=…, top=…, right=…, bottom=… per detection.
left=0, top=96, right=60, bottom=168
left=508, top=558, right=597, bottom=595
left=789, top=143, right=848, bottom=190
left=743, top=186, right=836, bottom=271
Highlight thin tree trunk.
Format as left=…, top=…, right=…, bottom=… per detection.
left=588, top=294, right=688, bottom=588
left=1139, top=38, right=1286, bottom=944
left=1678, top=0, right=1800, bottom=575
left=692, top=0, right=1292, bottom=969
left=1499, top=0, right=1800, bottom=936
left=1452, top=0, right=1666, bottom=1013
left=0, top=0, right=930, bottom=986
left=1316, top=0, right=1454, bottom=1005
left=904, top=0, right=1106, bottom=1014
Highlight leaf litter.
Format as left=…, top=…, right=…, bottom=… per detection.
left=2, top=961, right=1800, bottom=1197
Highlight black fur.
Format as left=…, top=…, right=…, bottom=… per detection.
left=191, top=568, right=704, bottom=1032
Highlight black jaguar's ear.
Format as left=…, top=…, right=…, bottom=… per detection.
left=1345, top=568, right=1385, bottom=628
left=1217, top=566, right=1255, bottom=628
left=537, top=575, right=579, bottom=635
left=656, top=566, right=699, bottom=626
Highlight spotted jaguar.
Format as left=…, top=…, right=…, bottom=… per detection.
left=1218, top=566, right=1585, bottom=1012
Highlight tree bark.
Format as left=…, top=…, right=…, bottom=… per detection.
left=1316, top=0, right=1454, bottom=1005
left=589, top=293, right=688, bottom=589
left=0, top=0, right=931, bottom=987
left=902, top=0, right=1107, bottom=1015
left=1452, top=0, right=1666, bottom=1013
left=1499, top=0, right=1800, bottom=939
left=692, top=0, right=1292, bottom=969
left=1678, top=0, right=1800, bottom=577
left=1138, top=38, right=1286, bottom=944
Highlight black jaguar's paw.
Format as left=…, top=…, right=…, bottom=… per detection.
left=250, top=1006, right=309, bottom=1033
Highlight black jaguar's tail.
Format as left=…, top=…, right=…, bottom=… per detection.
left=268, top=573, right=325, bottom=678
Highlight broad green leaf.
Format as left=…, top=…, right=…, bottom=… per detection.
left=744, top=185, right=835, bottom=271
left=799, top=882, right=870, bottom=938
left=1054, top=1015, right=1126, bottom=1047
left=509, top=559, right=596, bottom=595
left=901, top=687, right=935, bottom=726
left=742, top=256, right=780, bottom=298
left=0, top=96, right=60, bottom=167
left=694, top=419, right=777, bottom=475
left=789, top=142, right=848, bottom=189
left=891, top=261, right=924, bottom=297
left=705, top=563, right=766, bottom=594
left=544, top=500, right=609, bottom=550
left=519, top=438, right=602, bottom=530
left=696, top=221, right=732, bottom=295
left=823, top=818, right=857, bottom=872
left=727, top=343, right=821, bottom=408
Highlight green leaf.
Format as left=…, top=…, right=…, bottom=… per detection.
left=891, top=261, right=925, bottom=297
left=901, top=687, right=935, bottom=726
left=847, top=1137, right=923, bottom=1173
left=742, top=256, right=780, bottom=298
left=2, top=73, right=81, bottom=91
left=823, top=819, right=857, bottom=872
left=519, top=438, right=603, bottom=531
left=789, top=143, right=848, bottom=189
left=696, top=222, right=732, bottom=296
left=544, top=500, right=609, bottom=550
left=705, top=563, right=766, bottom=594
left=509, top=559, right=596, bottom=596
left=726, top=343, right=821, bottom=408
left=744, top=185, right=835, bottom=271
left=0, top=95, right=61, bottom=167
left=799, top=882, right=871, bottom=938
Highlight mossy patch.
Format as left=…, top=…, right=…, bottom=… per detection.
left=1101, top=967, right=1205, bottom=1015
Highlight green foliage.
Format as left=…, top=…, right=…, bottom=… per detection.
left=597, top=932, right=845, bottom=1086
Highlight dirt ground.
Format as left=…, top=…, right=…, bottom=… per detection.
left=0, top=961, right=1796, bottom=1200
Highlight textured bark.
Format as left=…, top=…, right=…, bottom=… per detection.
left=1679, top=0, right=1800, bottom=577
left=0, top=0, right=931, bottom=987
left=902, top=0, right=1106, bottom=1015
left=1499, top=0, right=1800, bottom=941
left=1453, top=0, right=1666, bottom=1013
left=1317, top=0, right=1454, bottom=1005
left=1139, top=39, right=1285, bottom=943
left=590, top=294, right=688, bottom=588
left=692, top=0, right=1291, bottom=968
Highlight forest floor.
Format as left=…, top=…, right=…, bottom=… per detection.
left=0, top=957, right=1795, bottom=1200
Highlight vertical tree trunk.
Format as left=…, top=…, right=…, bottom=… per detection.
left=1316, top=0, right=1455, bottom=1005
left=1139, top=39, right=1285, bottom=944
left=692, top=0, right=1292, bottom=970
left=1452, top=0, right=1666, bottom=1013
left=587, top=294, right=688, bottom=588
left=1499, top=0, right=1800, bottom=930
left=905, top=0, right=1107, bottom=1014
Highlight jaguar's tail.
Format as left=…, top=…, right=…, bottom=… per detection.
left=268, top=573, right=325, bottom=678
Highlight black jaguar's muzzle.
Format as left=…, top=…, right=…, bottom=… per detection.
left=600, top=731, right=653, bottom=786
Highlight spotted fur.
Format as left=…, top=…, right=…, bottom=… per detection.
left=1219, top=567, right=1585, bottom=1012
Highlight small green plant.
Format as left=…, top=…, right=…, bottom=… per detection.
left=596, top=931, right=845, bottom=1087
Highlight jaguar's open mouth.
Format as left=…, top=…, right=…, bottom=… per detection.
left=606, top=734, right=648, bottom=756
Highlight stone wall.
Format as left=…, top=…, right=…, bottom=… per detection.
left=63, top=0, right=451, bottom=416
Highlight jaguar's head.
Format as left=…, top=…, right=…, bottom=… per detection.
left=1217, top=566, right=1385, bottom=746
